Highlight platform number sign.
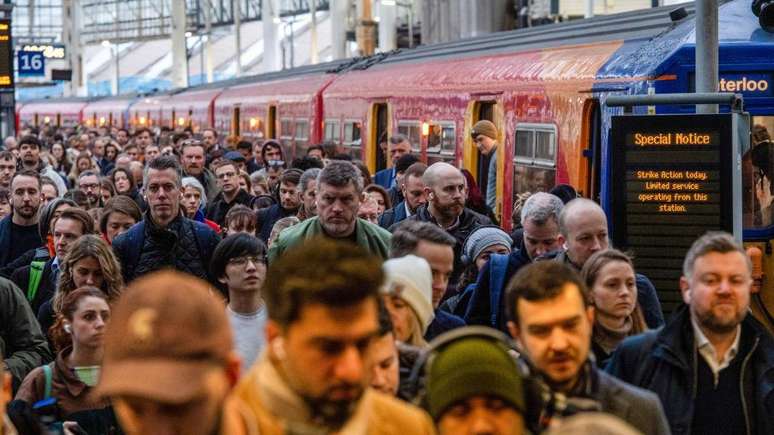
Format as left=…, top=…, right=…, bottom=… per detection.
left=17, top=51, right=45, bottom=77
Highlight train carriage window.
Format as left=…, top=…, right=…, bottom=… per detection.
left=295, top=119, right=310, bottom=156
left=280, top=118, right=294, bottom=160
left=513, top=124, right=557, bottom=199
left=344, top=120, right=363, bottom=159
left=324, top=120, right=341, bottom=143
left=427, top=122, right=456, bottom=165
left=397, top=121, right=422, bottom=152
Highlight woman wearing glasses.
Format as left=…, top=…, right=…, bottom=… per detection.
left=210, top=233, right=268, bottom=374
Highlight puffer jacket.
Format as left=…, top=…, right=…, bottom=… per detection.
left=607, top=305, right=774, bottom=435
left=112, top=212, right=220, bottom=284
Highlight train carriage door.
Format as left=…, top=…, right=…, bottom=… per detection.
left=471, top=101, right=496, bottom=191
left=232, top=106, right=241, bottom=137
left=56, top=114, right=62, bottom=128
left=267, top=105, right=277, bottom=138
left=581, top=99, right=602, bottom=201
left=368, top=103, right=390, bottom=174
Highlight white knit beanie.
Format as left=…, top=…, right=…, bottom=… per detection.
left=381, top=255, right=435, bottom=333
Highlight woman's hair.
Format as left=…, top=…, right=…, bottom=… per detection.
left=581, top=249, right=647, bottom=334
left=50, top=287, right=108, bottom=352
left=55, top=235, right=123, bottom=314
left=100, top=178, right=116, bottom=199
left=99, top=195, right=142, bottom=234
left=268, top=216, right=300, bottom=248
left=239, top=172, right=252, bottom=192
left=182, top=176, right=207, bottom=209
left=225, top=204, right=256, bottom=233
left=353, top=161, right=372, bottom=186
left=109, top=166, right=136, bottom=193
left=364, top=184, right=392, bottom=211
left=68, top=152, right=95, bottom=183
left=383, top=287, right=427, bottom=348
left=250, top=172, right=269, bottom=194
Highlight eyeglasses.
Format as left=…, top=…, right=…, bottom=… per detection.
left=227, top=255, right=266, bottom=267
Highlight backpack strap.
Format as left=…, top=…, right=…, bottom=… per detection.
left=27, top=260, right=46, bottom=303
left=42, top=363, right=53, bottom=400
left=488, top=254, right=510, bottom=328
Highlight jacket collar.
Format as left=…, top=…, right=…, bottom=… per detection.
left=253, top=352, right=371, bottom=434
left=55, top=347, right=89, bottom=398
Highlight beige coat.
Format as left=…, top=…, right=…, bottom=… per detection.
left=235, top=354, right=436, bottom=435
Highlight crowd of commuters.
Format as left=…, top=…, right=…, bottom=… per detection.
left=0, top=122, right=772, bottom=435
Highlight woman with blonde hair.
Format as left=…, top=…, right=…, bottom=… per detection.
left=581, top=249, right=647, bottom=365
left=381, top=255, right=434, bottom=348
left=68, top=152, right=98, bottom=187
left=37, top=235, right=124, bottom=340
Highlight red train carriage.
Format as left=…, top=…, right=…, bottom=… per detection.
left=213, top=73, right=335, bottom=160
left=82, top=96, right=136, bottom=129
left=162, top=87, right=223, bottom=132
left=18, top=98, right=89, bottom=129
left=129, top=94, right=173, bottom=129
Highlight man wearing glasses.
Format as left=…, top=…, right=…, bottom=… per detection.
left=211, top=233, right=268, bottom=373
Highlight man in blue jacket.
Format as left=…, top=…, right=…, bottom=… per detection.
left=607, top=231, right=774, bottom=435
left=373, top=134, right=412, bottom=189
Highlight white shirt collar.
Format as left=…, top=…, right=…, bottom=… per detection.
left=691, top=316, right=741, bottom=386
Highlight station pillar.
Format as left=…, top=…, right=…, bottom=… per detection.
left=62, top=0, right=84, bottom=96
left=378, top=1, right=397, bottom=52
left=330, top=0, right=348, bottom=60
left=262, top=0, right=281, bottom=72
left=171, top=0, right=189, bottom=88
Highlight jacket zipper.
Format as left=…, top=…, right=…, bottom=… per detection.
left=740, top=336, right=759, bottom=435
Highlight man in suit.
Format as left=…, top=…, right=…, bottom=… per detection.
left=374, top=134, right=412, bottom=189
left=379, top=162, right=427, bottom=229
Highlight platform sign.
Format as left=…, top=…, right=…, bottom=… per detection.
left=17, top=51, right=44, bottom=77
left=0, top=20, right=12, bottom=88
left=610, top=113, right=745, bottom=311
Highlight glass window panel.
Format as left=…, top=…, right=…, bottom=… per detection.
left=513, top=165, right=556, bottom=196
left=515, top=130, right=534, bottom=159
left=535, top=130, right=556, bottom=162
left=745, top=116, right=774, bottom=229
left=324, top=121, right=340, bottom=142
left=398, top=122, right=421, bottom=152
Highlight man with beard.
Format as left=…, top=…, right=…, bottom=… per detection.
left=17, top=136, right=66, bottom=198
left=95, top=271, right=257, bottom=435
left=255, top=169, right=302, bottom=242
left=206, top=159, right=255, bottom=228
left=77, top=170, right=103, bottom=210
left=296, top=168, right=321, bottom=221
left=506, top=261, right=669, bottom=435
left=235, top=238, right=435, bottom=433
left=181, top=140, right=220, bottom=201
left=608, top=232, right=774, bottom=435
left=395, top=162, right=490, bottom=297
left=0, top=151, right=16, bottom=190
left=268, top=161, right=391, bottom=262
left=0, top=171, right=44, bottom=269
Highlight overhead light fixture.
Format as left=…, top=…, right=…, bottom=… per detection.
left=273, top=17, right=282, bottom=24
left=101, top=40, right=110, bottom=47
left=185, top=31, right=193, bottom=38
left=382, top=0, right=397, bottom=5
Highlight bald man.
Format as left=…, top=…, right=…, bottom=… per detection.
left=545, top=198, right=664, bottom=328
left=392, top=162, right=491, bottom=299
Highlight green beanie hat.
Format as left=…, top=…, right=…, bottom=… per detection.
left=426, top=337, right=525, bottom=420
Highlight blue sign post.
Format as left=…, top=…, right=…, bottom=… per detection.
left=17, top=51, right=44, bottom=77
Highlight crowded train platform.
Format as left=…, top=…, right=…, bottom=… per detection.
left=3, top=1, right=774, bottom=434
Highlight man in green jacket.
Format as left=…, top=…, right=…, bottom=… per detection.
left=0, top=277, right=51, bottom=392
left=269, top=161, right=391, bottom=262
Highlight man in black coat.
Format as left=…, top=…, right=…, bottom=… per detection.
left=113, top=156, right=220, bottom=284
left=393, top=162, right=491, bottom=297
left=379, top=161, right=426, bottom=229
left=256, top=168, right=302, bottom=242
left=0, top=171, right=44, bottom=269
left=506, top=261, right=669, bottom=435
left=205, top=159, right=255, bottom=227
left=607, top=232, right=774, bottom=435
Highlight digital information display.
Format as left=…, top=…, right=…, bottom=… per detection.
left=610, top=114, right=744, bottom=311
left=0, top=20, right=11, bottom=88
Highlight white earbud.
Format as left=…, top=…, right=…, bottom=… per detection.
left=64, top=323, right=72, bottom=334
